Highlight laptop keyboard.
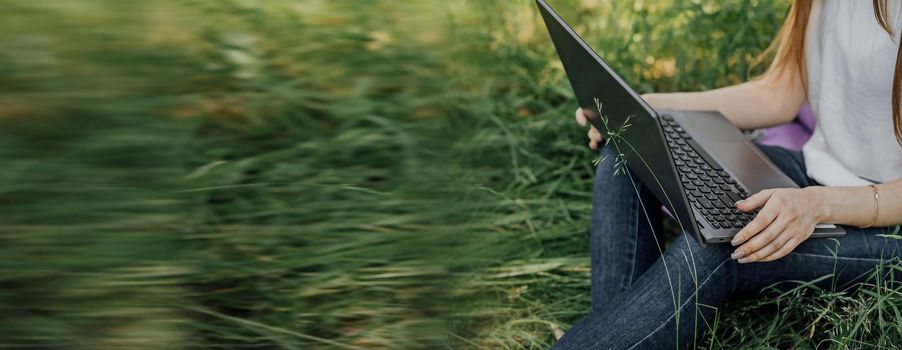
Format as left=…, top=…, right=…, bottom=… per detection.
left=659, top=114, right=757, bottom=229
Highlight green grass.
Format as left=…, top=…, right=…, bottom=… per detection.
left=1, top=0, right=902, bottom=349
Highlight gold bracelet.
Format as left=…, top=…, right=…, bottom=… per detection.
left=863, top=184, right=880, bottom=229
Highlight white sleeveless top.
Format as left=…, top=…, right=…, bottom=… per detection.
left=803, top=0, right=902, bottom=186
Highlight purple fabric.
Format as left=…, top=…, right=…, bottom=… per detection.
left=755, top=103, right=816, bottom=151
left=798, top=103, right=816, bottom=131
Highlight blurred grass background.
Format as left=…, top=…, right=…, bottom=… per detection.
left=3, top=0, right=902, bottom=349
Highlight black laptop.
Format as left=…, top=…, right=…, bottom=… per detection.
left=535, top=0, right=845, bottom=245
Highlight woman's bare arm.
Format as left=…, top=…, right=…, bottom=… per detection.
left=642, top=67, right=806, bottom=130
left=580, top=66, right=806, bottom=147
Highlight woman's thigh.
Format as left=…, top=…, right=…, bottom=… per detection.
left=590, top=144, right=665, bottom=306
left=741, top=226, right=902, bottom=292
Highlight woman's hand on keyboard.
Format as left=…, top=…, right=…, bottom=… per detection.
left=576, top=108, right=604, bottom=150
left=727, top=188, right=829, bottom=263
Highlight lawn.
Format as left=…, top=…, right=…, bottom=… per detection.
left=1, top=0, right=901, bottom=349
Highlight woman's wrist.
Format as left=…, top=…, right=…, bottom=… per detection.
left=805, top=185, right=879, bottom=226
left=803, top=186, right=834, bottom=223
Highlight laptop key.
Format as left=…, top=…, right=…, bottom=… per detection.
left=725, top=191, right=743, bottom=204
left=718, top=194, right=734, bottom=207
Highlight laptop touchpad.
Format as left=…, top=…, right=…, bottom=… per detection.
left=673, top=111, right=798, bottom=193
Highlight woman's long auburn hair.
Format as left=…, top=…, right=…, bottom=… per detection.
left=759, top=0, right=902, bottom=146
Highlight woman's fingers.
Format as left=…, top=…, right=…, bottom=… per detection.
left=730, top=189, right=814, bottom=263
left=579, top=108, right=604, bottom=149
left=731, top=203, right=778, bottom=246
left=588, top=127, right=604, bottom=150
left=736, top=222, right=791, bottom=263
left=588, top=127, right=602, bottom=142
left=736, top=189, right=774, bottom=212
left=732, top=216, right=786, bottom=262
left=575, top=108, right=588, bottom=127
left=758, top=237, right=800, bottom=262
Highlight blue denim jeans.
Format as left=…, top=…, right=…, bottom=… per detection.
left=551, top=144, right=902, bottom=349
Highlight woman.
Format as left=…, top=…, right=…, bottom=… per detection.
left=553, top=1, right=902, bottom=348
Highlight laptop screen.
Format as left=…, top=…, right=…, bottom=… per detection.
left=536, top=0, right=702, bottom=243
